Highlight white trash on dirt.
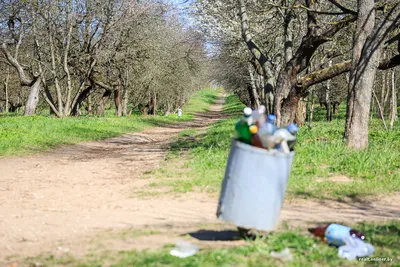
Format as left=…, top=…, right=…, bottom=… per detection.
left=270, top=248, right=293, bottom=261
left=170, top=240, right=199, bottom=258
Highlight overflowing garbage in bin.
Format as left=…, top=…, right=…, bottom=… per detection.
left=235, top=106, right=299, bottom=153
left=216, top=105, right=297, bottom=232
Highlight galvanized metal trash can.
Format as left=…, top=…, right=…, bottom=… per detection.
left=216, top=138, right=295, bottom=231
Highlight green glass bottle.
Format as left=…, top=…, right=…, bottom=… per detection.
left=235, top=107, right=253, bottom=144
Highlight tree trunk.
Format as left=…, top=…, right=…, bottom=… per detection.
left=295, top=98, right=307, bottom=126
left=87, top=94, right=93, bottom=115
left=308, top=87, right=315, bottom=129
left=122, top=87, right=128, bottom=116
left=4, top=68, right=9, bottom=113
left=24, top=77, right=41, bottom=116
left=152, top=91, right=157, bottom=116
left=114, top=88, right=122, bottom=116
left=71, top=85, right=94, bottom=116
left=344, top=0, right=379, bottom=149
left=274, top=69, right=298, bottom=126
left=246, top=85, right=256, bottom=109
left=248, top=63, right=261, bottom=108
left=326, top=61, right=333, bottom=121
left=378, top=71, right=386, bottom=119
left=333, top=102, right=340, bottom=115
left=97, top=90, right=111, bottom=116
left=389, top=70, right=397, bottom=129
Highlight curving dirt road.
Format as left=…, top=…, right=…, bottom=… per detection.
left=0, top=95, right=399, bottom=265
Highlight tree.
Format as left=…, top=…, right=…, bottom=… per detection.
left=345, top=1, right=400, bottom=149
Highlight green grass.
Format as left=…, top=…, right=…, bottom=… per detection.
left=152, top=94, right=400, bottom=199
left=23, top=220, right=400, bottom=266
left=0, top=89, right=218, bottom=156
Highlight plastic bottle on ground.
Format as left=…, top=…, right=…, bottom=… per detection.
left=235, top=107, right=253, bottom=144
left=308, top=224, right=366, bottom=247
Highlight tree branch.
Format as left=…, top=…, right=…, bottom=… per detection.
left=298, top=54, right=400, bottom=89
left=1, top=43, right=35, bottom=86
left=326, top=0, right=358, bottom=15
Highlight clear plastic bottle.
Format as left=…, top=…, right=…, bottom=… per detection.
left=263, top=114, right=276, bottom=135
left=252, top=105, right=266, bottom=127
left=235, top=107, right=253, bottom=144
left=273, top=123, right=299, bottom=153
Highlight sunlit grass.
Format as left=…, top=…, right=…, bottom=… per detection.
left=0, top=89, right=218, bottom=156
left=154, top=94, right=400, bottom=199
left=23, top=221, right=400, bottom=267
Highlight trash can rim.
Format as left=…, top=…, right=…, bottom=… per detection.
left=231, top=138, right=295, bottom=158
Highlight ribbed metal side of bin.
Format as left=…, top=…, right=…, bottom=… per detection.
left=216, top=138, right=295, bottom=231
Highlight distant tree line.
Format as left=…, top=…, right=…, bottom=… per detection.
left=0, top=0, right=210, bottom=117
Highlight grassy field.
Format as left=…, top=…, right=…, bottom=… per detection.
left=0, top=89, right=218, bottom=156
left=149, top=94, right=400, bottom=200
left=25, top=220, right=399, bottom=266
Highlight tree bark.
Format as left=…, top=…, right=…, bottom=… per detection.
left=114, top=88, right=122, bottom=116
left=87, top=94, right=93, bottom=115
left=378, top=71, right=386, bottom=119
left=295, top=98, right=307, bottom=126
left=4, top=68, right=9, bottom=113
left=326, top=61, right=333, bottom=121
left=333, top=102, right=340, bottom=115
left=122, top=87, right=128, bottom=116
left=308, top=87, right=315, bottom=129
left=248, top=63, right=261, bottom=108
left=97, top=90, right=112, bottom=116
left=389, top=70, right=397, bottom=129
left=344, top=0, right=379, bottom=149
left=24, top=77, right=41, bottom=115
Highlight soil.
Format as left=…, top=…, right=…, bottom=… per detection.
left=1, top=95, right=399, bottom=266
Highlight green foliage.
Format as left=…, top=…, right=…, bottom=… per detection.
left=0, top=89, right=218, bottom=156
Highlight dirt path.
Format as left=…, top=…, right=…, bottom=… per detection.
left=1, top=95, right=399, bottom=265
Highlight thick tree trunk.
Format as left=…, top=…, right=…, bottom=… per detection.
left=24, top=77, right=41, bottom=116
left=274, top=69, right=298, bottom=126
left=344, top=0, right=379, bottom=149
left=389, top=70, right=397, bottom=129
left=295, top=98, right=307, bottom=126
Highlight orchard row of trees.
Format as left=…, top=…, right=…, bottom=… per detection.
left=194, top=0, right=400, bottom=149
left=0, top=0, right=209, bottom=117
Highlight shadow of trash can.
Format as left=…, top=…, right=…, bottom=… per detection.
left=216, top=138, right=295, bottom=231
